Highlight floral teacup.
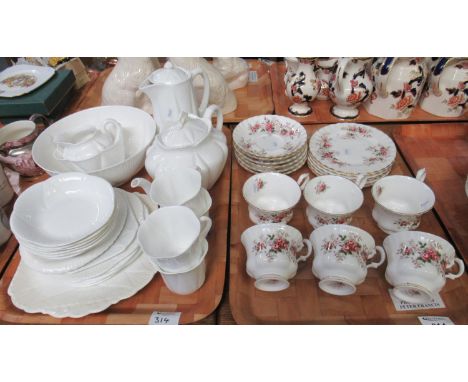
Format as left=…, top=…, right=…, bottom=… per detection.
left=302, top=174, right=365, bottom=228
left=310, top=225, right=385, bottom=296
left=241, top=223, right=312, bottom=292
left=371, top=168, right=435, bottom=234
left=383, top=231, right=465, bottom=304
left=242, top=172, right=309, bottom=224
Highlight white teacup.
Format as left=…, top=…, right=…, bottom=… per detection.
left=241, top=223, right=312, bottom=292
left=383, top=231, right=465, bottom=304
left=242, top=172, right=308, bottom=224
left=310, top=225, right=386, bottom=296
left=158, top=239, right=209, bottom=295
left=131, top=167, right=212, bottom=218
left=302, top=174, right=365, bottom=228
left=371, top=168, right=435, bottom=234
left=137, top=206, right=212, bottom=273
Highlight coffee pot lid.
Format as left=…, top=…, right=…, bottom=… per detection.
left=158, top=112, right=210, bottom=149
left=148, top=61, right=189, bottom=85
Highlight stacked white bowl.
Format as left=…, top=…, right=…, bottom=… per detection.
left=7, top=172, right=157, bottom=318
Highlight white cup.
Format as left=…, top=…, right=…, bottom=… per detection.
left=131, top=167, right=212, bottom=218
left=241, top=223, right=312, bottom=292
left=371, top=168, right=435, bottom=234
left=302, top=174, right=365, bottom=228
left=158, top=239, right=209, bottom=295
left=137, top=206, right=212, bottom=273
left=382, top=231, right=465, bottom=304
left=242, top=172, right=308, bottom=224
left=310, top=225, right=385, bottom=296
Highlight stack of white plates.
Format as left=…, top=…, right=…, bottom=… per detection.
left=233, top=115, right=308, bottom=174
left=8, top=172, right=157, bottom=318
left=307, top=123, right=397, bottom=187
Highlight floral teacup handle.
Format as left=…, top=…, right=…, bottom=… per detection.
left=354, top=174, right=367, bottom=189
left=366, top=246, right=386, bottom=269
left=296, top=172, right=310, bottom=190
left=297, top=239, right=313, bottom=263
left=445, top=258, right=465, bottom=280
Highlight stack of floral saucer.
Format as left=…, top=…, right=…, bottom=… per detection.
left=233, top=115, right=308, bottom=174
left=307, top=123, right=396, bottom=187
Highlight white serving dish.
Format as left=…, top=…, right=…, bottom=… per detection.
left=0, top=64, right=55, bottom=98
left=11, top=173, right=115, bottom=247
left=32, top=106, right=156, bottom=186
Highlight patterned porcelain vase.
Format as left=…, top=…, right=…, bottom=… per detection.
left=329, top=58, right=374, bottom=119
left=284, top=57, right=321, bottom=116
left=419, top=57, right=468, bottom=117
left=364, top=57, right=427, bottom=120
left=315, top=58, right=338, bottom=101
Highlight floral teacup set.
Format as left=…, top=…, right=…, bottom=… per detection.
left=238, top=118, right=465, bottom=302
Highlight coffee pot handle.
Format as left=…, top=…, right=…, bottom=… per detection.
left=445, top=258, right=465, bottom=280
left=199, top=216, right=212, bottom=238
left=297, top=239, right=313, bottom=263
left=296, top=173, right=310, bottom=190
left=202, top=104, right=223, bottom=131
left=366, top=246, right=386, bottom=269
left=190, top=68, right=210, bottom=116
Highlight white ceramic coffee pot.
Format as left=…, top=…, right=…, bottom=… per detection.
left=139, top=61, right=210, bottom=132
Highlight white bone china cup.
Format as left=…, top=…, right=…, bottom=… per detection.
left=371, top=168, right=435, bottom=234
left=382, top=231, right=465, bottom=304
left=131, top=167, right=212, bottom=218
left=242, top=172, right=309, bottom=224
left=241, top=223, right=312, bottom=292
left=302, top=174, right=365, bottom=228
left=137, top=206, right=212, bottom=273
left=310, top=224, right=386, bottom=296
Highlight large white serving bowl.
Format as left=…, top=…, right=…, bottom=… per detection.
left=32, top=106, right=157, bottom=186
left=11, top=172, right=115, bottom=247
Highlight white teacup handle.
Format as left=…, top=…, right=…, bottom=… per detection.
left=296, top=173, right=310, bottom=190
left=354, top=174, right=367, bottom=189
left=297, top=239, right=313, bottom=263
left=445, top=258, right=465, bottom=280
left=199, top=216, right=212, bottom=238
left=415, top=168, right=426, bottom=182
left=202, top=104, right=223, bottom=131
left=366, top=246, right=386, bottom=269
left=130, top=177, right=152, bottom=196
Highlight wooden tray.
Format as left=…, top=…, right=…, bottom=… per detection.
left=270, top=62, right=468, bottom=125
left=393, top=123, right=468, bottom=264
left=223, top=59, right=274, bottom=123
left=229, top=124, right=468, bottom=324
left=0, top=129, right=231, bottom=324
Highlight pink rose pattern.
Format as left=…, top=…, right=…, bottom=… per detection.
left=254, top=178, right=265, bottom=192
left=394, top=217, right=420, bottom=230
left=397, top=240, right=450, bottom=275
left=315, top=181, right=328, bottom=194
left=252, top=231, right=300, bottom=262
left=321, top=233, right=370, bottom=270
left=363, top=144, right=391, bottom=165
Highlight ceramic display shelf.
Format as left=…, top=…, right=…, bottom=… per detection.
left=270, top=62, right=468, bottom=124
left=393, top=123, right=468, bottom=264
left=229, top=124, right=468, bottom=324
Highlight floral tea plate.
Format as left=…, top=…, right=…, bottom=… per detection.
left=309, top=123, right=396, bottom=174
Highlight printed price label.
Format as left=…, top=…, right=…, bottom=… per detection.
left=389, top=289, right=446, bottom=311
left=148, top=311, right=181, bottom=325
left=248, top=71, right=258, bottom=83
left=418, top=316, right=454, bottom=325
